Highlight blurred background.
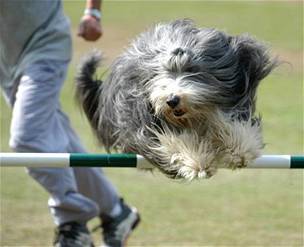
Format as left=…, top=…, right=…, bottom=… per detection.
left=0, top=1, right=303, bottom=246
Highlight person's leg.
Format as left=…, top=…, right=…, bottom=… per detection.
left=61, top=72, right=141, bottom=246
left=73, top=167, right=120, bottom=215
left=9, top=60, right=99, bottom=225
left=57, top=108, right=120, bottom=216
left=27, top=167, right=99, bottom=225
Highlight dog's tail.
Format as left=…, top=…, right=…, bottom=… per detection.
left=75, top=51, right=103, bottom=132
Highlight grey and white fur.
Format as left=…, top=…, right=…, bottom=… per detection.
left=76, top=19, right=277, bottom=180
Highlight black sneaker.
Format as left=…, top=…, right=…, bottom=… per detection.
left=54, top=222, right=94, bottom=247
left=101, top=199, right=140, bottom=247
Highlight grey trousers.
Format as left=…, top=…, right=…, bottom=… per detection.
left=1, top=60, right=119, bottom=225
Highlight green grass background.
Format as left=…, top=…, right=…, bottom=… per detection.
left=0, top=1, right=303, bottom=246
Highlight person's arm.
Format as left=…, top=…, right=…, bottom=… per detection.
left=78, top=0, right=103, bottom=41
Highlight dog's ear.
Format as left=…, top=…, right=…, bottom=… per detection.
left=228, top=35, right=278, bottom=119
left=230, top=34, right=278, bottom=85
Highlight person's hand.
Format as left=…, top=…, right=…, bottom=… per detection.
left=78, top=15, right=103, bottom=41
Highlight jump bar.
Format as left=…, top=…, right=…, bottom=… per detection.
left=0, top=153, right=303, bottom=169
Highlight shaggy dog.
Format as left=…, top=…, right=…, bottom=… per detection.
left=76, top=19, right=277, bottom=180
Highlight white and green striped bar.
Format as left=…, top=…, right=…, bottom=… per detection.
left=0, top=153, right=303, bottom=169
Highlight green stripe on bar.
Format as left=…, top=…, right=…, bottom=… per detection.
left=70, top=153, right=137, bottom=167
left=290, top=156, right=304, bottom=169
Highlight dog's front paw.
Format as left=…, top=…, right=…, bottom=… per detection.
left=225, top=153, right=249, bottom=170
left=176, top=163, right=217, bottom=180
left=170, top=153, right=201, bottom=180
left=170, top=153, right=216, bottom=180
left=213, top=113, right=263, bottom=170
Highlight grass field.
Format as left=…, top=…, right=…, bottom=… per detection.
left=1, top=1, right=303, bottom=246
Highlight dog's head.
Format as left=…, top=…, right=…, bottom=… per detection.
left=135, top=19, right=277, bottom=126
left=146, top=46, right=213, bottom=126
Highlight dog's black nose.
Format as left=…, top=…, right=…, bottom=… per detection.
left=166, top=95, right=180, bottom=109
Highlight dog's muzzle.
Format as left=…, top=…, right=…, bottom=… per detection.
left=166, top=95, right=187, bottom=117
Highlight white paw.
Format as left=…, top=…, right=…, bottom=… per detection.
left=170, top=153, right=217, bottom=180
left=226, top=154, right=249, bottom=169
left=198, top=170, right=208, bottom=179
left=170, top=154, right=202, bottom=180
left=177, top=165, right=200, bottom=180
